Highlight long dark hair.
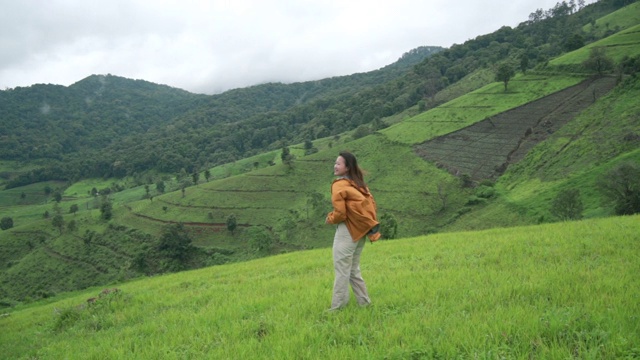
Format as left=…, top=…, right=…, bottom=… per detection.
left=339, top=151, right=366, bottom=189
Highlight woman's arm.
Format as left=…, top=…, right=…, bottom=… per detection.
left=326, top=183, right=347, bottom=224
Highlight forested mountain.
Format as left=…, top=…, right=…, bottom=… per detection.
left=1, top=1, right=631, bottom=188
left=0, top=47, right=441, bottom=186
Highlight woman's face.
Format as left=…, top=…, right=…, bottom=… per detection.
left=334, top=156, right=348, bottom=177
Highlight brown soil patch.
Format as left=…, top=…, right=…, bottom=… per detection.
left=414, top=76, right=618, bottom=181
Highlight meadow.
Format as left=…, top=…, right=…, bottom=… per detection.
left=1, top=214, right=638, bottom=359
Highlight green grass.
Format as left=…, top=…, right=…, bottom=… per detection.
left=1, top=214, right=638, bottom=359
left=583, top=2, right=640, bottom=37
left=551, top=24, right=640, bottom=66
left=382, top=74, right=585, bottom=145
left=2, top=8, right=640, bottom=309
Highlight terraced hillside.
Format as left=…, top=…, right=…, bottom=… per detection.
left=414, top=75, right=619, bottom=180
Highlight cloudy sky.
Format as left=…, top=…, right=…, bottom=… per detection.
left=1, top=0, right=589, bottom=95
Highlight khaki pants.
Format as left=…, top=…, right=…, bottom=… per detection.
left=331, top=223, right=371, bottom=310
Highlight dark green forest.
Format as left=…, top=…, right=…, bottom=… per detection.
left=0, top=0, right=635, bottom=189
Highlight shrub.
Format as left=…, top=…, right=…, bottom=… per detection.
left=0, top=217, right=13, bottom=230
left=550, top=188, right=583, bottom=221
left=598, top=162, right=640, bottom=215
left=247, top=227, right=273, bottom=253
left=466, top=196, right=487, bottom=206
left=379, top=213, right=398, bottom=240
left=158, top=223, right=194, bottom=268
left=460, top=174, right=474, bottom=188
left=475, top=185, right=496, bottom=199
left=100, top=198, right=113, bottom=220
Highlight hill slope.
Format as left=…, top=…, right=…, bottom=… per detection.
left=415, top=75, right=618, bottom=180
left=1, top=215, right=638, bottom=359
left=1, top=0, right=639, bottom=306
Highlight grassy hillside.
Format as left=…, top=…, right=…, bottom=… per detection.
left=1, top=1, right=639, bottom=305
left=1, top=215, right=638, bottom=359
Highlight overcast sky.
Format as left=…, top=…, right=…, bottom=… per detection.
left=1, top=0, right=591, bottom=95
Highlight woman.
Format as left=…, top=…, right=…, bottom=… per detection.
left=325, top=151, right=380, bottom=310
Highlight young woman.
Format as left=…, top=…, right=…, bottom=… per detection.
left=325, top=151, right=380, bottom=310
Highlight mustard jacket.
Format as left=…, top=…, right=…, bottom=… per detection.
left=326, top=178, right=379, bottom=241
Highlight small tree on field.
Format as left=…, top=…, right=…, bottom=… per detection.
left=495, top=62, right=516, bottom=92
left=156, top=180, right=166, bottom=194
left=583, top=47, right=614, bottom=75
left=519, top=53, right=530, bottom=74
left=281, top=146, right=294, bottom=168
left=598, top=162, right=640, bottom=215
left=100, top=197, right=113, bottom=220
left=192, top=171, right=200, bottom=186
left=158, top=223, right=194, bottom=270
left=204, top=169, right=211, bottom=182
left=306, top=191, right=325, bottom=219
left=436, top=182, right=450, bottom=212
left=69, top=204, right=79, bottom=215
left=379, top=213, right=398, bottom=240
left=0, top=217, right=13, bottom=230
left=52, top=214, right=65, bottom=234
left=67, top=219, right=77, bottom=233
left=247, top=226, right=273, bottom=253
left=550, top=188, right=583, bottom=221
left=226, top=214, right=237, bottom=234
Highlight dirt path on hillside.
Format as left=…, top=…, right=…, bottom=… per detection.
left=414, top=76, right=618, bottom=180
left=123, top=204, right=251, bottom=231
left=42, top=243, right=109, bottom=274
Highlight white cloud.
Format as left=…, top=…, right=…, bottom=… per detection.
left=0, top=0, right=593, bottom=94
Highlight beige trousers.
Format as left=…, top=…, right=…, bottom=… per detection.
left=331, top=223, right=371, bottom=310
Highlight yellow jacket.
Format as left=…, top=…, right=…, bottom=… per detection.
left=326, top=178, right=379, bottom=241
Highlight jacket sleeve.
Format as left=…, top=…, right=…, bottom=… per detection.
left=326, top=182, right=348, bottom=224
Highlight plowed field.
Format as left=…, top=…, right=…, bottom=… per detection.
left=414, top=76, right=618, bottom=180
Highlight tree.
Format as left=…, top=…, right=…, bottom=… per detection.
left=158, top=223, right=194, bottom=269
left=353, top=124, right=372, bottom=139
left=598, top=162, right=640, bottom=215
left=204, top=169, right=211, bottom=182
left=277, top=209, right=300, bottom=242
left=44, top=185, right=52, bottom=199
left=436, top=182, right=451, bottom=212
left=583, top=47, right=614, bottom=75
left=69, top=204, right=79, bottom=215
left=52, top=214, right=65, bottom=234
left=281, top=146, right=294, bottom=168
left=519, top=53, right=530, bottom=74
left=379, top=213, right=398, bottom=240
left=495, top=62, right=516, bottom=92
left=100, top=197, right=113, bottom=220
left=226, top=214, right=237, bottom=234
left=306, top=191, right=325, bottom=219
left=550, top=188, right=583, bottom=221
left=53, top=191, right=62, bottom=203
left=192, top=171, right=200, bottom=186
left=247, top=226, right=273, bottom=253
left=0, top=217, right=13, bottom=230
left=564, top=33, right=584, bottom=51
left=156, top=180, right=165, bottom=194
left=67, top=219, right=77, bottom=232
